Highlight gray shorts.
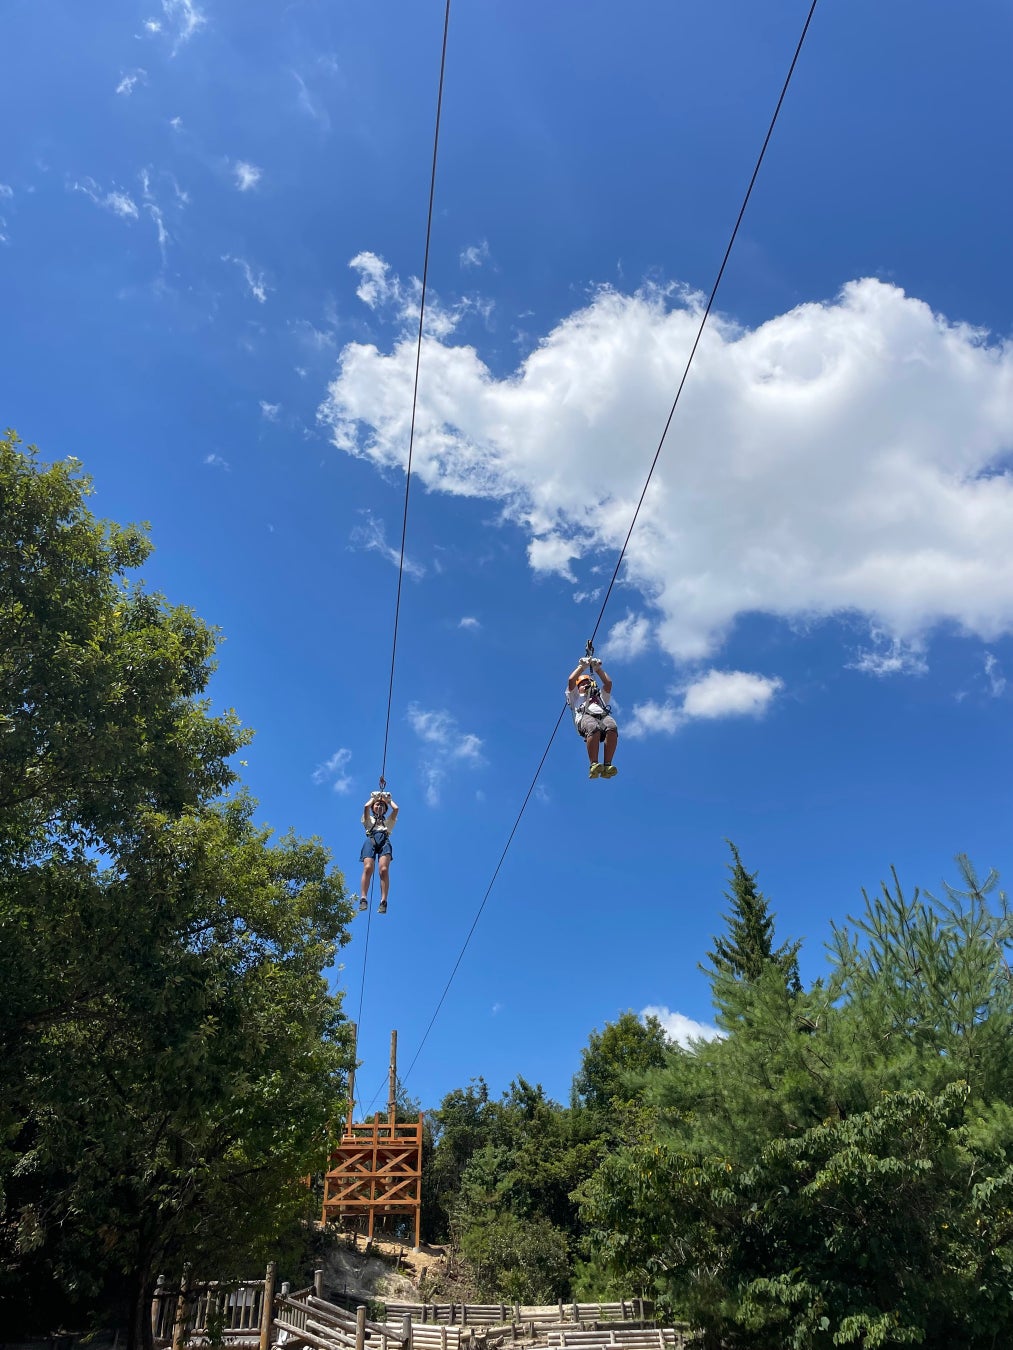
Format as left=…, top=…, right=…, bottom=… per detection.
left=578, top=713, right=618, bottom=740
left=360, top=831, right=393, bottom=862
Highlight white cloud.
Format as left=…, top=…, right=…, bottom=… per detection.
left=71, top=178, right=138, bottom=220
left=460, top=240, right=490, bottom=270
left=260, top=401, right=281, bottom=421
left=407, top=704, right=484, bottom=806
left=292, top=70, right=330, bottom=130
left=203, top=453, right=229, bottom=470
left=849, top=633, right=928, bottom=677
left=222, top=254, right=269, bottom=304
left=156, top=0, right=206, bottom=53
left=349, top=511, right=424, bottom=578
left=641, top=1004, right=722, bottom=1047
left=319, top=273, right=1013, bottom=672
left=458, top=616, right=481, bottom=630
left=347, top=251, right=472, bottom=339
left=169, top=116, right=183, bottom=131
left=232, top=161, right=262, bottom=192
left=627, top=669, right=782, bottom=738
left=116, top=69, right=147, bottom=96
left=681, top=669, right=783, bottom=719
left=0, top=185, right=12, bottom=198
left=313, top=747, right=353, bottom=794
left=984, top=653, right=1007, bottom=698
left=139, top=171, right=169, bottom=264
left=602, top=611, right=652, bottom=661
left=528, top=534, right=581, bottom=580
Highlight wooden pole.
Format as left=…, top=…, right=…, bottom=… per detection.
left=171, top=1266, right=190, bottom=1350
left=388, top=1029, right=398, bottom=1129
left=313, top=1268, right=324, bottom=1299
left=355, top=1306, right=367, bottom=1350
left=347, top=1022, right=358, bottom=1135
left=259, top=1261, right=277, bottom=1350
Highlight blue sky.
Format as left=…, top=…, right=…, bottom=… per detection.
left=3, top=0, right=1013, bottom=1117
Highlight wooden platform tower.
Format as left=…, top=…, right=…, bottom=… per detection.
left=322, top=1028, right=423, bottom=1249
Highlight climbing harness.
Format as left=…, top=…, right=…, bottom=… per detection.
left=571, top=640, right=611, bottom=737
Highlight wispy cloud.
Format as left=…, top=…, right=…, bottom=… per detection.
left=152, top=0, right=207, bottom=54
left=203, top=452, right=229, bottom=470
left=849, top=632, right=928, bottom=678
left=458, top=616, right=481, bottom=631
left=116, top=69, right=147, bottom=96
left=0, top=185, right=13, bottom=199
left=347, top=251, right=471, bottom=339
left=407, top=704, right=484, bottom=806
left=602, top=611, right=652, bottom=661
left=984, top=652, right=1007, bottom=698
left=349, top=511, right=424, bottom=577
left=232, top=160, right=262, bottom=192
left=259, top=401, right=281, bottom=421
left=312, top=747, right=353, bottom=794
left=70, top=177, right=138, bottom=220
left=139, top=169, right=169, bottom=264
left=640, top=1004, right=721, bottom=1047
left=222, top=254, right=269, bottom=304
left=460, top=240, right=491, bottom=270
left=292, top=71, right=330, bottom=130
left=627, top=669, right=783, bottom=739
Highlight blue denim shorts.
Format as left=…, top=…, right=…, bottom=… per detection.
left=360, top=830, right=393, bottom=861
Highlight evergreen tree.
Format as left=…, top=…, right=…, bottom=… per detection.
left=705, top=842, right=800, bottom=1006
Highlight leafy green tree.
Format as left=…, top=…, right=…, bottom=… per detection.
left=458, top=1212, right=571, bottom=1303
left=0, top=432, right=354, bottom=1346
left=581, top=858, right=1013, bottom=1347
left=571, top=1012, right=670, bottom=1114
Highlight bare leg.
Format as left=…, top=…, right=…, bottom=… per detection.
left=585, top=730, right=600, bottom=764
left=360, top=856, right=375, bottom=901
left=603, top=726, right=618, bottom=766
left=378, top=856, right=391, bottom=904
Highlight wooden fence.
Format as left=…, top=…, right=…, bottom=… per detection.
left=151, top=1271, right=660, bottom=1350
left=382, top=1303, right=653, bottom=1329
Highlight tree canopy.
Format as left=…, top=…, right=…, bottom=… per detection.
left=0, top=432, right=354, bottom=1345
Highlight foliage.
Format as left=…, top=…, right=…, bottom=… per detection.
left=457, top=1212, right=571, bottom=1303
left=571, top=1011, right=670, bottom=1115
left=580, top=856, right=1013, bottom=1347
left=0, top=432, right=354, bottom=1346
left=705, top=841, right=801, bottom=1017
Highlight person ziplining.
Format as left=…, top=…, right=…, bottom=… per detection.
left=566, top=645, right=619, bottom=779
left=358, top=780, right=399, bottom=914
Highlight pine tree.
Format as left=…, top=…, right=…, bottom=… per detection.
left=705, top=841, right=800, bottom=992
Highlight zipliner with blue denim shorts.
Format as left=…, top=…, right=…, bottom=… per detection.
left=359, top=790, right=399, bottom=913
left=566, top=658, right=619, bottom=779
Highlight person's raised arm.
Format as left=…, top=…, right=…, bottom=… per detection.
left=593, top=661, right=613, bottom=696
left=567, top=659, right=589, bottom=690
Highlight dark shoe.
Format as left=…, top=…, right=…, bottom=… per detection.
left=358, top=897, right=368, bottom=912
left=378, top=899, right=388, bottom=915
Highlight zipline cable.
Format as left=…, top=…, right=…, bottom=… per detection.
left=588, top=0, right=820, bottom=648
left=379, top=0, right=453, bottom=783
left=355, top=0, right=453, bottom=1071
left=371, top=0, right=822, bottom=1103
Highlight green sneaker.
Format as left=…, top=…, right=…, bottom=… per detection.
left=588, top=762, right=603, bottom=779
left=602, top=764, right=618, bottom=778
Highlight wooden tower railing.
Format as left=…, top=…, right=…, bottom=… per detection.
left=322, top=1029, right=422, bottom=1248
